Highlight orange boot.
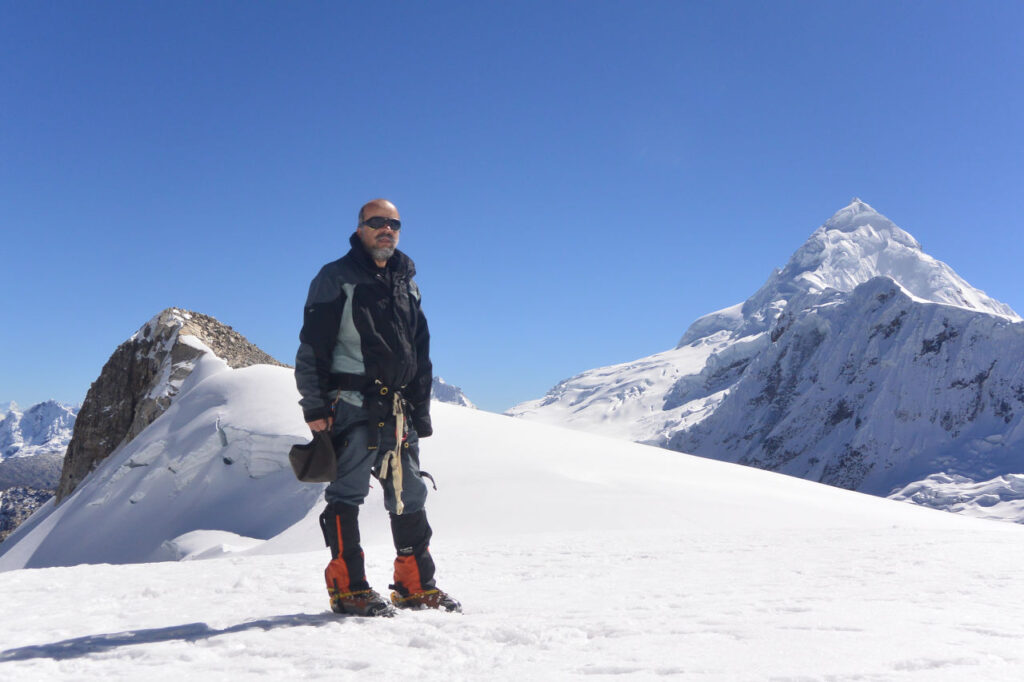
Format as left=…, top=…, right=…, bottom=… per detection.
left=388, top=510, right=461, bottom=612
left=320, top=503, right=394, bottom=617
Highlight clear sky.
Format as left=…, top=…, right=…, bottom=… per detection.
left=3, top=1, right=1023, bottom=413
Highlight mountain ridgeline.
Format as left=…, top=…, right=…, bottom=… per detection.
left=512, top=200, right=1024, bottom=515
left=56, top=309, right=287, bottom=502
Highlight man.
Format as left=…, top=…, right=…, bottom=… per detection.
left=295, top=198, right=459, bottom=617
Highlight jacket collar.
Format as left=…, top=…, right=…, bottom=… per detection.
left=347, top=232, right=416, bottom=277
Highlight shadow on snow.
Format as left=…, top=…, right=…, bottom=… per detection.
left=0, top=612, right=341, bottom=662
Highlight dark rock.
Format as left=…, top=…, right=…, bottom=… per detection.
left=0, top=487, right=53, bottom=544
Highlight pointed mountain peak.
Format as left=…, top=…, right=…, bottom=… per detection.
left=824, top=197, right=878, bottom=226
left=820, top=198, right=920, bottom=249
left=770, top=199, right=1016, bottom=318
left=680, top=200, right=1019, bottom=346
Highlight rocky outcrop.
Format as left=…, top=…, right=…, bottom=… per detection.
left=0, top=487, right=53, bottom=544
left=55, top=309, right=285, bottom=503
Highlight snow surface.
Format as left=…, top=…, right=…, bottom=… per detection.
left=890, top=472, right=1024, bottom=522
left=0, top=358, right=318, bottom=569
left=2, top=361, right=1024, bottom=679
left=508, top=334, right=732, bottom=444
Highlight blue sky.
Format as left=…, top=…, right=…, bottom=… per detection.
left=3, top=1, right=1022, bottom=413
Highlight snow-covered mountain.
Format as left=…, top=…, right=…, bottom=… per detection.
left=511, top=200, right=1024, bottom=512
left=0, top=400, right=78, bottom=460
left=2, top=374, right=1024, bottom=680
left=0, top=401, right=77, bottom=526
left=431, top=376, right=476, bottom=409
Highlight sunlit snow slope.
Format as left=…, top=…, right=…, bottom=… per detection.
left=2, top=397, right=1024, bottom=679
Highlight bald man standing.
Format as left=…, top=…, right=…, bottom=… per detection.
left=295, top=199, right=460, bottom=617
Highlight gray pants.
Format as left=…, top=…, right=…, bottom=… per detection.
left=325, top=422, right=428, bottom=515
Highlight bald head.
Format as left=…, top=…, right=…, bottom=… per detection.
left=358, top=199, right=400, bottom=226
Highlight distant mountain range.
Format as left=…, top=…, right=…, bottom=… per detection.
left=431, top=377, right=476, bottom=409
left=0, top=401, right=78, bottom=461
left=0, top=400, right=78, bottom=491
left=511, top=199, right=1024, bottom=521
left=0, top=400, right=79, bottom=542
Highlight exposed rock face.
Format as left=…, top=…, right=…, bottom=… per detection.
left=0, top=487, right=53, bottom=544
left=55, top=309, right=285, bottom=503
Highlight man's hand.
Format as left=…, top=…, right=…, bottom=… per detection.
left=307, top=418, right=333, bottom=434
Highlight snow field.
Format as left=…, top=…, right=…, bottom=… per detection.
left=3, top=388, right=1024, bottom=679
left=2, top=523, right=1023, bottom=680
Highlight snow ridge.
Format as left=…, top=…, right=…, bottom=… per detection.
left=3, top=398, right=1024, bottom=680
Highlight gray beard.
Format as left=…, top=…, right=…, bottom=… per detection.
left=369, top=245, right=396, bottom=262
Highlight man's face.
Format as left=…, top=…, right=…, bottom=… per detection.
left=357, top=203, right=401, bottom=263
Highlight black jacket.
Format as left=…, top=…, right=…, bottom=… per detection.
left=295, top=233, right=432, bottom=436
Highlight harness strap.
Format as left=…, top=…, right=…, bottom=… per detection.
left=376, top=391, right=407, bottom=515
left=329, top=372, right=373, bottom=392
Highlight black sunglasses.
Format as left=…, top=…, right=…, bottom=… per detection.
left=360, top=216, right=402, bottom=231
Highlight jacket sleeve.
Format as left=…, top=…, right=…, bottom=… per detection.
left=295, top=265, right=345, bottom=423
left=408, top=281, right=433, bottom=437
